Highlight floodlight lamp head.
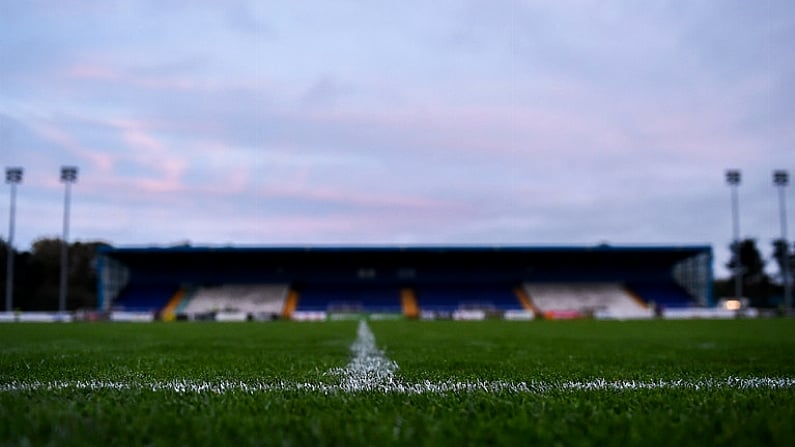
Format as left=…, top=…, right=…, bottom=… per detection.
left=5, top=167, right=23, bottom=184
left=773, top=170, right=789, bottom=186
left=60, top=166, right=78, bottom=183
left=725, top=170, right=741, bottom=185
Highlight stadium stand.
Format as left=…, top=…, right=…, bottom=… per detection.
left=97, top=245, right=713, bottom=320
left=295, top=284, right=402, bottom=313
left=179, top=284, right=289, bottom=318
left=113, top=284, right=179, bottom=312
left=523, top=283, right=652, bottom=319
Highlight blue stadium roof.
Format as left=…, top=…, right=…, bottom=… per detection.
left=100, top=245, right=712, bottom=273
left=99, top=243, right=710, bottom=255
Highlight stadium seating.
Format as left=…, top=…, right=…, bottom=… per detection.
left=415, top=284, right=522, bottom=312
left=523, top=283, right=651, bottom=319
left=626, top=282, right=694, bottom=309
left=180, top=284, right=289, bottom=317
left=113, top=284, right=180, bottom=312
left=295, top=284, right=402, bottom=313
left=99, top=245, right=714, bottom=320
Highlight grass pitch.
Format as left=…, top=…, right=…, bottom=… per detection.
left=1, top=319, right=794, bottom=446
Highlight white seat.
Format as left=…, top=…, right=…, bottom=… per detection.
left=524, top=283, right=651, bottom=319
left=182, top=284, right=289, bottom=315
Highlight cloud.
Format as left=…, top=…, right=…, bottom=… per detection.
left=224, top=1, right=274, bottom=37
left=0, top=0, right=792, bottom=279
left=301, top=76, right=349, bottom=109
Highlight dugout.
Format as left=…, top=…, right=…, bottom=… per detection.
left=97, top=245, right=713, bottom=319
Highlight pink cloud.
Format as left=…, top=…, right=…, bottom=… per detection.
left=65, top=64, right=120, bottom=81
left=110, top=119, right=166, bottom=152
left=259, top=182, right=465, bottom=212
left=313, top=95, right=763, bottom=177
left=179, top=207, right=470, bottom=244
left=111, top=119, right=173, bottom=161
left=63, top=62, right=201, bottom=91
left=33, top=123, right=115, bottom=174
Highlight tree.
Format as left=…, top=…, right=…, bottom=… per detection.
left=68, top=240, right=110, bottom=309
left=725, top=238, right=772, bottom=306
left=0, top=238, right=27, bottom=310
left=0, top=238, right=109, bottom=311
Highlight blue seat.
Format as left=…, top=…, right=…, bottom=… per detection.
left=626, top=282, right=694, bottom=308
left=296, top=284, right=402, bottom=313
left=415, top=284, right=521, bottom=312
left=114, top=284, right=179, bottom=312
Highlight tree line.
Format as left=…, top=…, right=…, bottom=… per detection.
left=0, top=237, right=792, bottom=311
left=714, top=238, right=795, bottom=308
left=0, top=238, right=109, bottom=311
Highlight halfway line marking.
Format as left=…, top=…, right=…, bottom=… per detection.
left=327, top=320, right=400, bottom=391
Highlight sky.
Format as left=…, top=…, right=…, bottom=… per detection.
left=0, top=1, right=793, bottom=277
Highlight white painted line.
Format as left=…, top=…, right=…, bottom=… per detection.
left=327, top=320, right=400, bottom=391
left=2, top=377, right=794, bottom=394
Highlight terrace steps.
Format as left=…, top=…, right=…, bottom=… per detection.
left=174, top=287, right=197, bottom=315
left=513, top=286, right=541, bottom=315
left=160, top=289, right=186, bottom=322
left=401, top=288, right=419, bottom=319
left=624, top=287, right=649, bottom=309
left=282, top=290, right=299, bottom=319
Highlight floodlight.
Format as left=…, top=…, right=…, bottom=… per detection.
left=5, top=167, right=23, bottom=312
left=725, top=170, right=741, bottom=185
left=725, top=169, right=742, bottom=301
left=61, top=166, right=78, bottom=183
left=773, top=170, right=788, bottom=187
left=59, top=166, right=79, bottom=314
left=5, top=167, right=23, bottom=184
left=773, top=170, right=791, bottom=312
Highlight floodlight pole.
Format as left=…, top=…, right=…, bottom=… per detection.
left=59, top=166, right=78, bottom=314
left=5, top=167, right=23, bottom=313
left=726, top=170, right=742, bottom=301
left=774, top=170, right=791, bottom=312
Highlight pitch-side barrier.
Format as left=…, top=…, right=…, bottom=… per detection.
left=0, top=308, right=770, bottom=322
left=0, top=312, right=73, bottom=323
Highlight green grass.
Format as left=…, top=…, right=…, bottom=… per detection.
left=1, top=319, right=795, bottom=446
left=380, top=319, right=795, bottom=381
